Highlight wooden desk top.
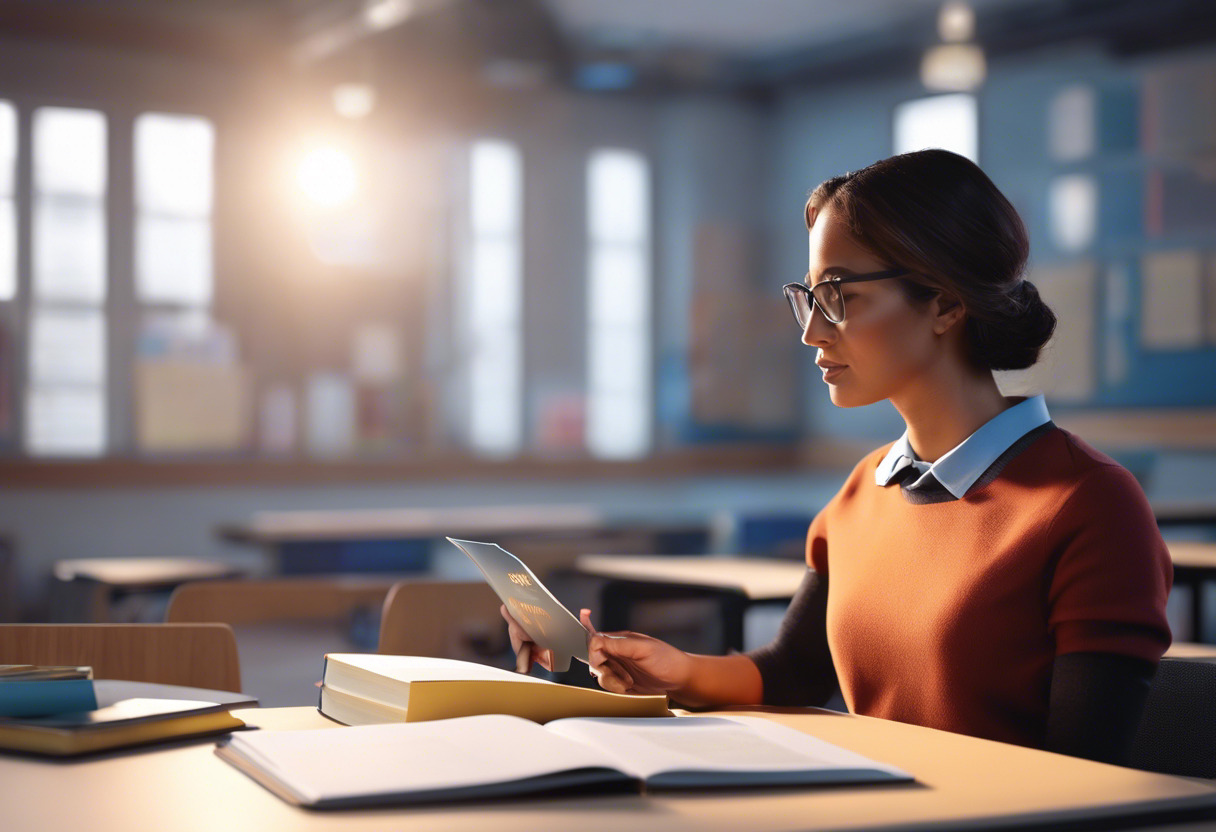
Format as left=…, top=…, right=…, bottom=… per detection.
left=4, top=705, right=1215, bottom=832
left=1168, top=542, right=1216, bottom=570
left=576, top=555, right=807, bottom=600
left=52, top=558, right=244, bottom=589
left=223, top=505, right=609, bottom=543
left=577, top=544, right=1216, bottom=598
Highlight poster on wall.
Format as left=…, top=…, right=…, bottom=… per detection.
left=1140, top=250, right=1204, bottom=350
left=688, top=224, right=796, bottom=430
left=996, top=261, right=1096, bottom=403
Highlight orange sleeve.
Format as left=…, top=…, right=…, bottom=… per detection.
left=1046, top=464, right=1173, bottom=662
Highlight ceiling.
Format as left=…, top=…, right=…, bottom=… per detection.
left=545, top=0, right=1025, bottom=55
left=1, top=0, right=1216, bottom=92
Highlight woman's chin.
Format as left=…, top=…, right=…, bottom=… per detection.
left=826, top=383, right=877, bottom=409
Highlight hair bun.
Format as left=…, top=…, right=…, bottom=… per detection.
left=968, top=280, right=1057, bottom=371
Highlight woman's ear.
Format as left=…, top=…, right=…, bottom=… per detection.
left=931, top=293, right=966, bottom=335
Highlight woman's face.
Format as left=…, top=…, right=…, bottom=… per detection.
left=803, top=202, right=951, bottom=408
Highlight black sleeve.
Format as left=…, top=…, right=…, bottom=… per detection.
left=744, top=568, right=838, bottom=706
left=1043, top=651, right=1156, bottom=765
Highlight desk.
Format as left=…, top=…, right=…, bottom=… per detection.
left=222, top=507, right=709, bottom=576
left=1154, top=501, right=1216, bottom=529
left=576, top=553, right=1216, bottom=658
left=1169, top=542, right=1216, bottom=643
left=50, top=558, right=245, bottom=623
left=5, top=705, right=1216, bottom=831
left=576, top=555, right=808, bottom=652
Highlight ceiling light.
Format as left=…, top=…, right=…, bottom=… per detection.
left=363, top=0, right=413, bottom=32
left=921, top=43, right=986, bottom=92
left=296, top=147, right=357, bottom=207
left=333, top=84, right=377, bottom=119
left=938, top=1, right=975, bottom=42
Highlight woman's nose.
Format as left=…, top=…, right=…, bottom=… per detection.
left=801, top=302, right=837, bottom=347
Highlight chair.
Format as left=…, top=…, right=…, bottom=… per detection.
left=165, top=578, right=394, bottom=628
left=377, top=580, right=507, bottom=663
left=0, top=623, right=241, bottom=691
left=1128, top=658, right=1216, bottom=779
left=165, top=578, right=397, bottom=706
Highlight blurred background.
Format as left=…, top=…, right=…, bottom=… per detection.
left=0, top=0, right=1215, bottom=691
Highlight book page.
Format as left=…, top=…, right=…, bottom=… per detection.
left=546, top=716, right=910, bottom=784
left=221, top=714, right=626, bottom=805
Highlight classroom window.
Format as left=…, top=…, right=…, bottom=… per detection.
left=465, top=139, right=523, bottom=456
left=585, top=149, right=651, bottom=460
left=28, top=107, right=107, bottom=456
left=893, top=94, right=978, bottom=162
left=135, top=113, right=214, bottom=306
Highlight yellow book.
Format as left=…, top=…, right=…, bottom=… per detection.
left=320, top=653, right=671, bottom=725
left=0, top=697, right=246, bottom=756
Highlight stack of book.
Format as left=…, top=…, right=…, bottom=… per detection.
left=0, top=664, right=97, bottom=718
left=0, top=666, right=256, bottom=757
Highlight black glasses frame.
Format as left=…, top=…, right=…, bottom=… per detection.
left=782, top=268, right=909, bottom=327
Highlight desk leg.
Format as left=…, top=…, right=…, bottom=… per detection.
left=1195, top=578, right=1207, bottom=643
left=719, top=593, right=748, bottom=653
left=599, top=581, right=635, bottom=633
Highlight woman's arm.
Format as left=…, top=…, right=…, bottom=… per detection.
left=745, top=567, right=838, bottom=706
left=1044, top=651, right=1155, bottom=764
left=586, top=567, right=838, bottom=708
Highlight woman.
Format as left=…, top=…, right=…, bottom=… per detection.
left=504, top=149, right=1173, bottom=765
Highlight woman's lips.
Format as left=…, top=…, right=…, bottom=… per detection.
left=818, top=363, right=847, bottom=382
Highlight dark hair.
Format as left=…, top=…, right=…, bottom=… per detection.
left=805, top=149, right=1056, bottom=371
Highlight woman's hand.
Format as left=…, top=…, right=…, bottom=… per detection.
left=500, top=605, right=555, bottom=673
left=580, top=609, right=695, bottom=696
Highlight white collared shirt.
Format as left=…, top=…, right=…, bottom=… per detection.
left=874, top=395, right=1052, bottom=499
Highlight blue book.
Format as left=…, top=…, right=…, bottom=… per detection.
left=0, top=679, right=98, bottom=718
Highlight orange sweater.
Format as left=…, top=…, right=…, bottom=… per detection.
left=808, top=426, right=1172, bottom=748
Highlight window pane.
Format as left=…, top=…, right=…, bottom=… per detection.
left=0, top=100, right=14, bottom=197
left=136, top=215, right=212, bottom=304
left=135, top=113, right=214, bottom=216
left=587, top=393, right=649, bottom=460
left=29, top=308, right=105, bottom=386
left=469, top=238, right=521, bottom=329
left=586, top=149, right=651, bottom=459
left=470, top=141, right=521, bottom=236
left=33, top=198, right=106, bottom=302
left=1049, top=174, right=1098, bottom=253
left=588, top=150, right=649, bottom=243
left=893, top=94, right=978, bottom=162
left=0, top=199, right=14, bottom=301
left=34, top=108, right=106, bottom=197
left=589, top=245, right=648, bottom=328
left=465, top=139, right=523, bottom=456
left=590, top=326, right=648, bottom=398
left=25, top=387, right=106, bottom=456
left=469, top=333, right=520, bottom=456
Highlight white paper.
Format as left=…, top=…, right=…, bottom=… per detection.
left=223, top=714, right=615, bottom=804
left=547, top=715, right=909, bottom=783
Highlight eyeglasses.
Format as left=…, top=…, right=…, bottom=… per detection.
left=782, top=268, right=909, bottom=327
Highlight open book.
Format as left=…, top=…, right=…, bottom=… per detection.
left=320, top=653, right=670, bottom=724
left=217, top=713, right=913, bottom=808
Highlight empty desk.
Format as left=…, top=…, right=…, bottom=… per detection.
left=576, top=554, right=807, bottom=652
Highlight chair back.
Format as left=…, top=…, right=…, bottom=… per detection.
left=377, top=580, right=506, bottom=663
left=165, top=578, right=394, bottom=626
left=1128, top=657, right=1216, bottom=778
left=0, top=623, right=241, bottom=691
